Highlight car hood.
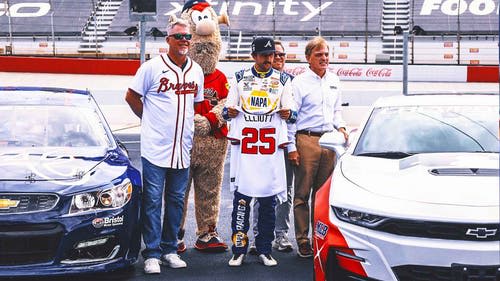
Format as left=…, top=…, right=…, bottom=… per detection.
left=341, top=152, right=499, bottom=207
left=0, top=150, right=128, bottom=194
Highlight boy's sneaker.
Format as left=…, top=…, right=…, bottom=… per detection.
left=194, top=226, right=228, bottom=252
left=272, top=236, right=293, bottom=252
left=143, top=258, right=161, bottom=274
left=259, top=254, right=278, bottom=267
left=248, top=241, right=258, bottom=255
left=162, top=253, right=187, bottom=268
left=228, top=253, right=245, bottom=267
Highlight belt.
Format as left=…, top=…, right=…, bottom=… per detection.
left=296, top=130, right=325, bottom=137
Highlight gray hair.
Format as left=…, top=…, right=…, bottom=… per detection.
left=166, top=16, right=190, bottom=35
left=305, top=36, right=328, bottom=57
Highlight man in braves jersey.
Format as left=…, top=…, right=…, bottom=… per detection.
left=223, top=37, right=297, bottom=267
left=125, top=17, right=204, bottom=274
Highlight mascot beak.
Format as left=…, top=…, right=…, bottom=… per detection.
left=218, top=12, right=230, bottom=27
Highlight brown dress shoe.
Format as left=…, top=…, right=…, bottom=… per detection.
left=297, top=241, right=313, bottom=258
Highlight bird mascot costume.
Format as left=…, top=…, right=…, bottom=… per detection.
left=177, top=0, right=230, bottom=253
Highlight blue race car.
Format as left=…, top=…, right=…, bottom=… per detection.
left=0, top=87, right=141, bottom=276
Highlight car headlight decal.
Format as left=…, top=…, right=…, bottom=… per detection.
left=69, top=178, right=132, bottom=215
left=333, top=206, right=387, bottom=228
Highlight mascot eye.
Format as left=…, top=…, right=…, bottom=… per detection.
left=200, top=10, right=212, bottom=20
left=191, top=10, right=202, bottom=24
left=191, top=9, right=213, bottom=24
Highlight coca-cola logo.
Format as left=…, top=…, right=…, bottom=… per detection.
left=366, top=68, right=392, bottom=77
left=282, top=66, right=394, bottom=79
left=285, top=66, right=307, bottom=76
left=336, top=67, right=362, bottom=77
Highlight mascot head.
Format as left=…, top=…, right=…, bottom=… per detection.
left=180, top=0, right=229, bottom=74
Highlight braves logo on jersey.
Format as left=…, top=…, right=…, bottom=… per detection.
left=157, top=77, right=199, bottom=96
left=204, top=88, right=219, bottom=106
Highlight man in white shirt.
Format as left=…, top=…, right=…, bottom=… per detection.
left=288, top=36, right=348, bottom=258
left=125, top=17, right=204, bottom=274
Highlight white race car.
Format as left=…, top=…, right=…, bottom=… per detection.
left=313, top=94, right=499, bottom=281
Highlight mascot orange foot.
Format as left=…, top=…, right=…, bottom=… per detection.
left=177, top=0, right=230, bottom=253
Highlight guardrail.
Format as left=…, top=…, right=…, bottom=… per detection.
left=0, top=34, right=498, bottom=65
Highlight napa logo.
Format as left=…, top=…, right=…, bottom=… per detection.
left=240, top=90, right=279, bottom=114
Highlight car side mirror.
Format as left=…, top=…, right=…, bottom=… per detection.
left=319, top=131, right=347, bottom=156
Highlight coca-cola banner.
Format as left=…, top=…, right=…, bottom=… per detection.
left=217, top=62, right=468, bottom=82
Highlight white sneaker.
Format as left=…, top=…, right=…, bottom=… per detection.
left=228, top=253, right=245, bottom=266
left=143, top=258, right=161, bottom=274
left=272, top=236, right=293, bottom=252
left=259, top=254, right=278, bottom=267
left=162, top=253, right=187, bottom=268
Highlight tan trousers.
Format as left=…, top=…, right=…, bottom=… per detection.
left=293, top=133, right=335, bottom=246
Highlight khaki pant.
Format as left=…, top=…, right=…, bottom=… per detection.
left=293, top=133, right=335, bottom=246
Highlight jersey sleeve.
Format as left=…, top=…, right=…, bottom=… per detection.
left=225, top=77, right=239, bottom=108
left=129, top=61, right=152, bottom=97
left=194, top=67, right=205, bottom=103
left=280, top=79, right=296, bottom=111
left=226, top=114, right=242, bottom=143
left=277, top=116, right=291, bottom=149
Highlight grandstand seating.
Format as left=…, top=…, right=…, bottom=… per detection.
left=0, top=0, right=497, bottom=64
left=2, top=0, right=497, bottom=37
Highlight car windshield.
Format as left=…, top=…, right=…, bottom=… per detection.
left=354, top=104, right=499, bottom=157
left=0, top=105, right=111, bottom=152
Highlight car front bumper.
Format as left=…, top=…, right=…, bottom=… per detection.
left=0, top=198, right=140, bottom=276
left=313, top=177, right=500, bottom=281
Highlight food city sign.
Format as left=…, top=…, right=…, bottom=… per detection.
left=420, top=0, right=499, bottom=15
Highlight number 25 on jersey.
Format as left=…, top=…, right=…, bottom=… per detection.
left=241, top=127, right=276, bottom=155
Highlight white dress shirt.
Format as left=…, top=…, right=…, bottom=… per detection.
left=288, top=67, right=346, bottom=152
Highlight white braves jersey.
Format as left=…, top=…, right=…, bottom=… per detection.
left=129, top=54, right=204, bottom=168
left=226, top=67, right=295, bottom=114
left=228, top=110, right=289, bottom=199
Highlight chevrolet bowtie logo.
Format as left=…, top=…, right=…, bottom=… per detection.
left=466, top=227, right=497, bottom=239
left=0, top=198, right=20, bottom=209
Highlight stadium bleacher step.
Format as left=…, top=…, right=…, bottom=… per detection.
left=84, top=31, right=107, bottom=36
left=86, top=26, right=108, bottom=31
left=96, top=11, right=118, bottom=16
left=79, top=0, right=123, bottom=53
left=381, top=0, right=410, bottom=63
left=226, top=31, right=253, bottom=60
left=82, top=36, right=107, bottom=41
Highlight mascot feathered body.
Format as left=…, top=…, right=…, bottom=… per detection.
left=178, top=0, right=230, bottom=253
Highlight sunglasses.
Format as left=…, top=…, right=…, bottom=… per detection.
left=274, top=52, right=286, bottom=58
left=169, top=33, right=192, bottom=40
